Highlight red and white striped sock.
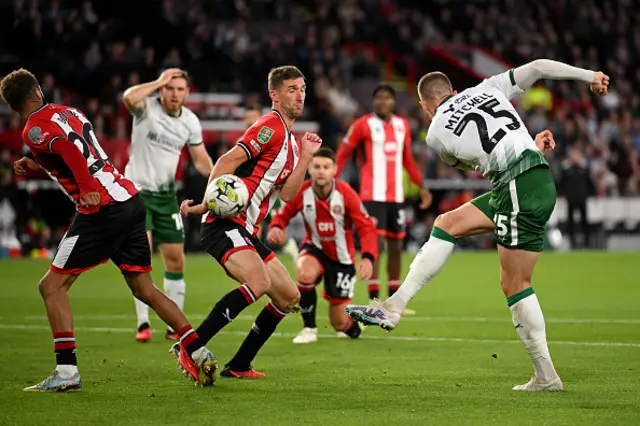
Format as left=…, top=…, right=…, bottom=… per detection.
left=367, top=279, right=380, bottom=300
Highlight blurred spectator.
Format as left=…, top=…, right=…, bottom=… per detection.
left=560, top=147, right=594, bottom=248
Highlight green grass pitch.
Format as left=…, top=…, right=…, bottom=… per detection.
left=1, top=252, right=639, bottom=425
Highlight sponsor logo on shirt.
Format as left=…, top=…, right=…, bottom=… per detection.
left=27, top=126, right=48, bottom=144
left=250, top=139, right=262, bottom=152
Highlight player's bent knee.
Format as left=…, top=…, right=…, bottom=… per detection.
left=271, top=285, right=300, bottom=312
left=433, top=212, right=455, bottom=233
left=245, top=278, right=271, bottom=299
left=297, top=268, right=320, bottom=286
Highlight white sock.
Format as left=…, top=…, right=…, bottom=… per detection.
left=385, top=227, right=456, bottom=313
left=56, top=365, right=78, bottom=379
left=134, top=296, right=150, bottom=329
left=164, top=275, right=186, bottom=333
left=509, top=289, right=559, bottom=382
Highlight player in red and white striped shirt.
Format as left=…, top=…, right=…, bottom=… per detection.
left=268, top=148, right=379, bottom=343
left=180, top=66, right=322, bottom=378
left=336, top=84, right=432, bottom=311
left=1, top=69, right=215, bottom=391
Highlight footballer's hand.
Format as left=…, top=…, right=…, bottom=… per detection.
left=300, top=132, right=322, bottom=158
left=535, top=129, right=556, bottom=153
left=590, top=71, right=610, bottom=96
left=267, top=227, right=286, bottom=245
left=80, top=192, right=100, bottom=207
left=357, top=258, right=373, bottom=280
left=13, top=157, right=39, bottom=176
left=419, top=188, right=433, bottom=209
left=157, top=68, right=184, bottom=86
left=180, top=199, right=207, bottom=217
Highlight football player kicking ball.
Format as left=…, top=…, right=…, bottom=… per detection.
left=267, top=147, right=378, bottom=344
left=180, top=66, right=322, bottom=379
left=347, top=59, right=610, bottom=391
left=1, top=69, right=216, bottom=391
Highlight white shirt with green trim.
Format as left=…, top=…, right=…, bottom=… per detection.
left=125, top=97, right=203, bottom=193
left=426, top=70, right=546, bottom=188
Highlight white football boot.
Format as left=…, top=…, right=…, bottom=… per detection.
left=346, top=300, right=401, bottom=331
left=293, top=327, right=318, bottom=344
left=513, top=376, right=564, bottom=391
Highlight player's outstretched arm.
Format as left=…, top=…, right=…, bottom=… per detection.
left=123, top=68, right=184, bottom=116
left=512, top=60, right=609, bottom=94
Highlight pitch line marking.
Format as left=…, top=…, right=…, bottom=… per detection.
left=20, top=314, right=640, bottom=325
left=1, top=323, right=639, bottom=348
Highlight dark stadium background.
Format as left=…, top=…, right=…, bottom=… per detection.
left=1, top=0, right=639, bottom=258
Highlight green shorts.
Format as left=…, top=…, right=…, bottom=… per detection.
left=140, top=191, right=184, bottom=245
left=471, top=165, right=556, bottom=252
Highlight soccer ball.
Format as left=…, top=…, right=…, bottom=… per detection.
left=204, top=174, right=249, bottom=219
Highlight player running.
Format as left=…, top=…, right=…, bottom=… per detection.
left=267, top=147, right=378, bottom=344
left=179, top=66, right=322, bottom=378
left=346, top=59, right=610, bottom=391
left=123, top=68, right=213, bottom=342
left=1, top=69, right=217, bottom=391
left=336, top=85, right=431, bottom=314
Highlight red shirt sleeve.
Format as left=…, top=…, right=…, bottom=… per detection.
left=269, top=183, right=305, bottom=230
left=336, top=118, right=364, bottom=177
left=23, top=120, right=99, bottom=195
left=236, top=115, right=286, bottom=160
left=341, top=182, right=378, bottom=261
left=402, top=119, right=424, bottom=187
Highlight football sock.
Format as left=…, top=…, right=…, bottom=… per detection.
left=367, top=279, right=380, bottom=300
left=196, top=284, right=257, bottom=344
left=226, top=301, right=287, bottom=370
left=385, top=227, right=456, bottom=313
left=134, top=297, right=150, bottom=329
left=297, top=282, right=317, bottom=328
left=341, top=316, right=362, bottom=339
left=54, top=332, right=78, bottom=378
left=388, top=279, right=401, bottom=297
left=178, top=324, right=204, bottom=357
left=164, top=272, right=186, bottom=333
left=508, top=288, right=559, bottom=382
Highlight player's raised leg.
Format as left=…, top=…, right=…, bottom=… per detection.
left=293, top=253, right=323, bottom=344
left=222, top=256, right=300, bottom=378
left=347, top=200, right=494, bottom=330
left=158, top=242, right=186, bottom=340
left=24, top=270, right=82, bottom=392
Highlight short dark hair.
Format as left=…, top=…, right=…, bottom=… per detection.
left=417, top=72, right=453, bottom=101
left=373, top=83, right=396, bottom=99
left=0, top=68, right=40, bottom=112
left=312, top=147, right=336, bottom=162
left=268, top=66, right=305, bottom=91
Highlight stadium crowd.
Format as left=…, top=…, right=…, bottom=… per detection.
left=1, top=0, right=639, bottom=255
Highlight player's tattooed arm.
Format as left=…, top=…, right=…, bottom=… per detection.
left=123, top=68, right=184, bottom=116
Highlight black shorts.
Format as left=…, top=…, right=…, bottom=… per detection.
left=200, top=219, right=275, bottom=269
left=299, top=243, right=356, bottom=303
left=50, top=194, right=151, bottom=275
left=362, top=201, right=406, bottom=239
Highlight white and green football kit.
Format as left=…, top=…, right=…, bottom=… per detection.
left=125, top=97, right=203, bottom=244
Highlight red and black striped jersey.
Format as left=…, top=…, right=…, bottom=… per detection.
left=205, top=110, right=300, bottom=235
left=22, top=103, right=137, bottom=214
